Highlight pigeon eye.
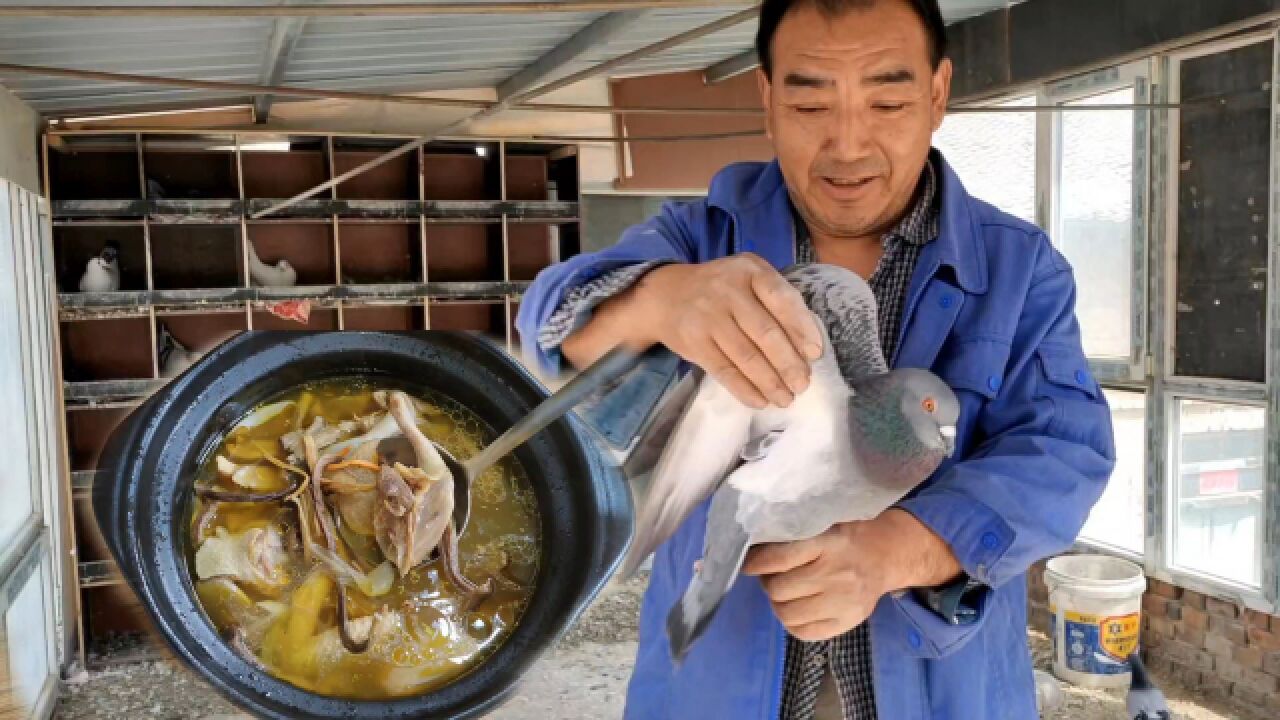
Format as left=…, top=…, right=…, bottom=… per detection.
left=922, top=397, right=937, bottom=413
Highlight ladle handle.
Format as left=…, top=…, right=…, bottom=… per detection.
left=465, top=345, right=642, bottom=478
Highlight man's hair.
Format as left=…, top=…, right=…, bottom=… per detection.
left=755, top=0, right=948, bottom=77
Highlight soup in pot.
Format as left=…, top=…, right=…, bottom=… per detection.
left=188, top=379, right=540, bottom=699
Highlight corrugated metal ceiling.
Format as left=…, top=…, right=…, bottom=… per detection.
left=0, top=1, right=1018, bottom=116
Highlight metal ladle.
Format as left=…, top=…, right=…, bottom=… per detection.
left=378, top=345, right=641, bottom=535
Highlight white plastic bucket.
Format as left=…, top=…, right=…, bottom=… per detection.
left=1044, top=554, right=1146, bottom=689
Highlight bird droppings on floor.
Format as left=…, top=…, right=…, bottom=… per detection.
left=57, top=574, right=1245, bottom=720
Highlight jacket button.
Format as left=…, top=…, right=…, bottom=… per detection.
left=1075, top=369, right=1088, bottom=384
left=939, top=295, right=954, bottom=309
left=907, top=630, right=923, bottom=649
left=981, top=532, right=999, bottom=550
left=987, top=375, right=1001, bottom=392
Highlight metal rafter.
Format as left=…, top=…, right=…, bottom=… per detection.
left=250, top=5, right=761, bottom=218
left=254, top=8, right=309, bottom=122
left=497, top=10, right=647, bottom=101
left=0, top=1, right=751, bottom=18
left=703, top=48, right=759, bottom=84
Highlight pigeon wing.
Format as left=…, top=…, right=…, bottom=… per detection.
left=622, top=366, right=703, bottom=481
left=784, top=264, right=887, bottom=384
left=666, top=482, right=749, bottom=663
left=620, top=374, right=752, bottom=577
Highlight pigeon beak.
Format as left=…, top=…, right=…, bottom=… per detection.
left=939, top=425, right=956, bottom=456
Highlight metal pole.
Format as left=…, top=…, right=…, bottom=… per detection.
left=6, top=62, right=1240, bottom=118
left=0, top=1, right=752, bottom=18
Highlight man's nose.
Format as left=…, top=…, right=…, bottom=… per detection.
left=824, top=105, right=874, bottom=162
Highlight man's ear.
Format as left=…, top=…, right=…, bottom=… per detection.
left=757, top=66, right=774, bottom=140
left=930, top=58, right=953, bottom=133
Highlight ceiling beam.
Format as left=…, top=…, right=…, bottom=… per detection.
left=511, top=4, right=759, bottom=102
left=254, top=15, right=309, bottom=122
left=0, top=61, right=769, bottom=116
left=250, top=5, right=761, bottom=219
left=497, top=10, right=646, bottom=101
left=0, top=1, right=750, bottom=18
left=703, top=48, right=758, bottom=84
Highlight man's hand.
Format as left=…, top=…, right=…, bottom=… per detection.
left=567, top=254, right=823, bottom=409
left=742, top=509, right=962, bottom=642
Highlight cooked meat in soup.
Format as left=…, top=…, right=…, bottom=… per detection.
left=189, top=379, right=540, bottom=699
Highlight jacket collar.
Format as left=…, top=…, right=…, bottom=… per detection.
left=707, top=150, right=989, bottom=294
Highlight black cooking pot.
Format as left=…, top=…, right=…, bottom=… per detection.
left=92, top=330, right=634, bottom=720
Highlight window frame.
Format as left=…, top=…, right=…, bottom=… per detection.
left=1165, top=392, right=1269, bottom=594
left=0, top=182, right=62, bottom=718
left=1041, top=60, right=1152, bottom=385
left=1144, top=30, right=1279, bottom=610
left=1014, top=33, right=1280, bottom=610
left=0, top=530, right=58, bottom=720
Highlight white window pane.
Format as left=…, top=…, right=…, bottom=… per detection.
left=933, top=95, right=1036, bottom=223
left=1079, top=390, right=1145, bottom=553
left=1, top=561, right=52, bottom=719
left=1056, top=87, right=1136, bottom=360
left=0, top=205, right=35, bottom=552
left=1173, top=400, right=1265, bottom=586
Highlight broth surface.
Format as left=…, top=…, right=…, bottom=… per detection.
left=189, top=379, right=540, bottom=699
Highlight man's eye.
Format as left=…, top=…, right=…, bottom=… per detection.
left=794, top=106, right=828, bottom=115
left=873, top=102, right=908, bottom=112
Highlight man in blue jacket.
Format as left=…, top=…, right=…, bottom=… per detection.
left=516, top=0, right=1116, bottom=717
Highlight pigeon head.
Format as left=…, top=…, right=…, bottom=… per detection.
left=100, top=243, right=119, bottom=265
left=276, top=259, right=294, bottom=272
left=892, top=368, right=960, bottom=457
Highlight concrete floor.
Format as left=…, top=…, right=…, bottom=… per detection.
left=57, top=574, right=1242, bottom=720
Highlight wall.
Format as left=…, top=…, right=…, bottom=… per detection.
left=949, top=0, right=1280, bottom=101
left=580, top=193, right=702, bottom=253
left=1027, top=561, right=1280, bottom=719
left=610, top=69, right=770, bottom=192
left=0, top=84, right=40, bottom=193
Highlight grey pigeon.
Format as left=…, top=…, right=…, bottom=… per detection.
left=620, top=263, right=960, bottom=662
left=78, top=242, right=120, bottom=293
left=1127, top=651, right=1171, bottom=720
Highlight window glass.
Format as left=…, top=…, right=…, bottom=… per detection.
left=1079, top=390, right=1146, bottom=554
left=934, top=95, right=1036, bottom=224
left=1173, top=399, right=1265, bottom=587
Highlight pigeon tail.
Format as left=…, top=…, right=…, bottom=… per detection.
left=666, top=486, right=749, bottom=663
left=1126, top=651, right=1171, bottom=720
left=1127, top=650, right=1155, bottom=689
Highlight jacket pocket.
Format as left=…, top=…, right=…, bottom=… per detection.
left=933, top=338, right=1013, bottom=402
left=1033, top=343, right=1108, bottom=447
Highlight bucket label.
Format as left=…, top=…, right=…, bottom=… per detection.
left=1062, top=610, right=1139, bottom=675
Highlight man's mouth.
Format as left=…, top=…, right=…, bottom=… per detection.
left=823, top=176, right=874, bottom=188
left=818, top=175, right=878, bottom=199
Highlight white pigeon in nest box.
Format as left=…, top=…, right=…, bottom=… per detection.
left=79, top=242, right=120, bottom=293
left=247, top=238, right=298, bottom=288
left=157, top=322, right=199, bottom=378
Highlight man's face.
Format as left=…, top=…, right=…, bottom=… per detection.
left=758, top=0, right=952, bottom=241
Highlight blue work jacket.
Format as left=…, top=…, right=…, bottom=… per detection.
left=515, top=154, right=1116, bottom=719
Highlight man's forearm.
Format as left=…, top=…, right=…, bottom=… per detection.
left=878, top=508, right=964, bottom=591
left=561, top=265, right=678, bottom=369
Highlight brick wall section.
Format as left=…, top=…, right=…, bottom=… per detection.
left=1026, top=560, right=1280, bottom=719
